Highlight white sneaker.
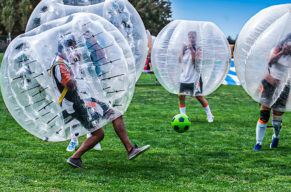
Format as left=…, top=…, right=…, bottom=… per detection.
left=207, top=114, right=214, bottom=123
left=66, top=141, right=78, bottom=152
left=93, top=142, right=102, bottom=150
left=87, top=133, right=102, bottom=150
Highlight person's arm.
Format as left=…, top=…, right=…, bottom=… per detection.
left=269, top=44, right=287, bottom=65
left=178, top=44, right=187, bottom=63
left=59, top=64, right=76, bottom=91
left=188, top=44, right=196, bottom=64
left=196, top=47, right=202, bottom=58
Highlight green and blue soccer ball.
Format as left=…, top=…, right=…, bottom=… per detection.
left=171, top=114, right=191, bottom=133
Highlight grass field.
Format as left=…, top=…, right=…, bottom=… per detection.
left=1, top=53, right=291, bottom=191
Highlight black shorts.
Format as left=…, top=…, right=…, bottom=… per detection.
left=179, top=76, right=203, bottom=95
left=272, top=85, right=290, bottom=110
left=260, top=79, right=290, bottom=110
left=179, top=83, right=194, bottom=95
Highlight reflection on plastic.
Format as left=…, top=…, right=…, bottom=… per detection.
left=151, top=20, right=231, bottom=96
left=0, top=13, right=135, bottom=142
left=234, top=4, right=291, bottom=112
left=26, top=0, right=147, bottom=81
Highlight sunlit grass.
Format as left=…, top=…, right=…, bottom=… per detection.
left=1, top=55, right=291, bottom=191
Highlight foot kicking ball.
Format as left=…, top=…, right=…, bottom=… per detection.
left=171, top=114, right=191, bottom=133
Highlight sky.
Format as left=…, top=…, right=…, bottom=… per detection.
left=170, top=0, right=290, bottom=39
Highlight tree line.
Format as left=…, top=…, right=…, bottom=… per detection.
left=0, top=0, right=172, bottom=38
left=0, top=1, right=237, bottom=44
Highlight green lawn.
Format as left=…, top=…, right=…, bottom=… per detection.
left=1, top=54, right=291, bottom=191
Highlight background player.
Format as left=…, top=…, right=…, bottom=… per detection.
left=178, top=31, right=214, bottom=122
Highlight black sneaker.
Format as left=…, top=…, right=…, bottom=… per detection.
left=128, top=144, right=150, bottom=160
left=67, top=157, right=84, bottom=168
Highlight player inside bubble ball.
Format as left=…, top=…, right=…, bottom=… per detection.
left=178, top=31, right=214, bottom=122
left=50, top=33, right=104, bottom=151
left=253, top=33, right=291, bottom=151
left=65, top=28, right=107, bottom=152
left=49, top=34, right=150, bottom=167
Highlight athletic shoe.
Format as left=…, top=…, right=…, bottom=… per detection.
left=128, top=144, right=150, bottom=160
left=253, top=144, right=262, bottom=151
left=67, top=157, right=84, bottom=168
left=207, top=114, right=214, bottom=123
left=66, top=141, right=78, bottom=152
left=270, top=137, right=279, bottom=149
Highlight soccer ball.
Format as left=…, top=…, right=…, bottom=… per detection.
left=171, top=114, right=191, bottom=133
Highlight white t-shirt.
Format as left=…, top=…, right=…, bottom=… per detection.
left=269, top=55, right=291, bottom=80
left=180, top=46, right=200, bottom=83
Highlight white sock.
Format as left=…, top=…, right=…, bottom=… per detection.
left=272, top=121, right=282, bottom=139
left=179, top=107, right=186, bottom=115
left=203, top=104, right=212, bottom=117
left=256, top=121, right=267, bottom=145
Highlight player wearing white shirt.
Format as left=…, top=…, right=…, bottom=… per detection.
left=178, top=31, right=214, bottom=122
left=254, top=33, right=291, bottom=151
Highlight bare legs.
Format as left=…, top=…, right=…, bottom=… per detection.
left=178, top=94, right=186, bottom=106
left=255, top=104, right=284, bottom=148
left=178, top=94, right=211, bottom=115
left=112, top=116, right=133, bottom=153
left=195, top=96, right=208, bottom=107
left=72, top=128, right=104, bottom=158
left=178, top=94, right=208, bottom=108
left=71, top=116, right=133, bottom=159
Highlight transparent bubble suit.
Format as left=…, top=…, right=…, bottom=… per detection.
left=234, top=4, right=291, bottom=111
left=151, top=20, right=231, bottom=96
left=0, top=13, right=135, bottom=141
left=26, top=0, right=147, bottom=81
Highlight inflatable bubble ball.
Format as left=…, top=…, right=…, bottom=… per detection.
left=0, top=13, right=135, bottom=142
left=26, top=0, right=147, bottom=81
left=234, top=4, right=291, bottom=111
left=151, top=20, right=231, bottom=96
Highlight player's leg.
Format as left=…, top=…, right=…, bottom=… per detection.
left=178, top=83, right=194, bottom=115
left=269, top=84, right=289, bottom=148
left=87, top=133, right=102, bottom=150
left=178, top=94, right=186, bottom=115
left=67, top=128, right=105, bottom=168
left=112, top=116, right=150, bottom=160
left=270, top=110, right=284, bottom=149
left=195, top=96, right=214, bottom=122
left=253, top=105, right=271, bottom=151
left=66, top=124, right=79, bottom=152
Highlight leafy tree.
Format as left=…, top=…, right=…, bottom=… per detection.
left=128, top=0, right=172, bottom=36
left=0, top=0, right=41, bottom=36
left=0, top=3, right=3, bottom=34
left=19, top=0, right=33, bottom=32
left=0, top=0, right=172, bottom=37
left=1, top=0, right=16, bottom=42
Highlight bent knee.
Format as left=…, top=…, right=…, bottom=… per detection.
left=91, top=128, right=104, bottom=138
left=260, top=110, right=270, bottom=123
left=195, top=96, right=203, bottom=100
left=178, top=94, right=186, bottom=99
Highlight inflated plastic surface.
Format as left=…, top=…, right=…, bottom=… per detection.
left=234, top=4, right=291, bottom=111
left=0, top=13, right=135, bottom=141
left=151, top=20, right=231, bottom=96
left=26, top=0, right=147, bottom=81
